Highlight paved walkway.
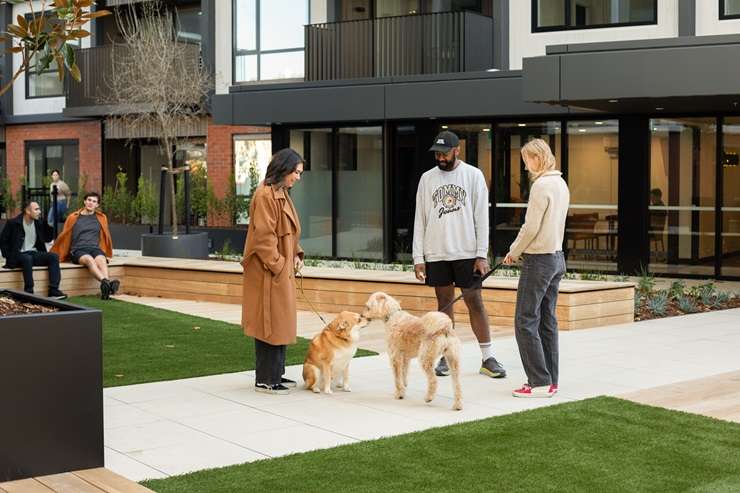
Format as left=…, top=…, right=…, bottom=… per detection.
left=100, top=306, right=740, bottom=482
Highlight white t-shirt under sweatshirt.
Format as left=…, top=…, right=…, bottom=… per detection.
left=413, top=161, right=489, bottom=265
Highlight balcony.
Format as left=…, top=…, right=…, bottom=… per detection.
left=305, top=11, right=493, bottom=82
left=64, top=43, right=201, bottom=118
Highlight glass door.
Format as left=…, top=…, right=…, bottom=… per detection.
left=721, top=118, right=740, bottom=278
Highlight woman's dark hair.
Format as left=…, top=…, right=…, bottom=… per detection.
left=263, top=148, right=304, bottom=186
left=50, top=169, right=61, bottom=176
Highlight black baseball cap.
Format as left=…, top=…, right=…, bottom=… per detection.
left=429, top=131, right=460, bottom=152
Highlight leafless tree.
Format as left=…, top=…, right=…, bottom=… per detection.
left=102, top=0, right=211, bottom=237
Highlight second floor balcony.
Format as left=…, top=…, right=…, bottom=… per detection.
left=305, top=10, right=493, bottom=82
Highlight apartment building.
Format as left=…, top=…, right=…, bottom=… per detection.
left=210, top=0, right=740, bottom=279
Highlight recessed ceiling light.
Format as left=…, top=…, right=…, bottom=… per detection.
left=656, top=107, right=664, bottom=111
left=518, top=123, right=526, bottom=127
left=482, top=128, right=491, bottom=132
left=608, top=99, right=618, bottom=103
left=441, top=125, right=448, bottom=129
left=595, top=121, right=604, bottom=125
left=578, top=129, right=587, bottom=133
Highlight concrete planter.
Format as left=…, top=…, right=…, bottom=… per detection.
left=0, top=290, right=103, bottom=482
left=141, top=232, right=210, bottom=259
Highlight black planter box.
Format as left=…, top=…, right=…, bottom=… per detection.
left=0, top=290, right=103, bottom=482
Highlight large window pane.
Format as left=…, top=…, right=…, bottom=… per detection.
left=234, top=135, right=271, bottom=225
left=534, top=0, right=656, bottom=30
left=565, top=120, right=618, bottom=271
left=235, top=0, right=256, bottom=50
left=723, top=0, right=740, bottom=17
left=260, top=0, right=307, bottom=50
left=650, top=118, right=716, bottom=276
left=260, top=51, right=305, bottom=80
left=337, top=127, right=383, bottom=260
left=721, top=118, right=740, bottom=278
left=375, top=0, right=420, bottom=17
left=28, top=69, right=64, bottom=98
left=176, top=6, right=202, bottom=43
left=235, top=54, right=258, bottom=82
left=493, top=122, right=561, bottom=259
left=290, top=129, right=333, bottom=257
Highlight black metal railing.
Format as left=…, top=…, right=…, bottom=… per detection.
left=65, top=43, right=201, bottom=110
left=305, top=11, right=493, bottom=81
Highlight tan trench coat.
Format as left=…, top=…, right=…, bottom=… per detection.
left=241, top=184, right=303, bottom=346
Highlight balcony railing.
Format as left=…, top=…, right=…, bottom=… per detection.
left=64, top=43, right=201, bottom=117
left=305, top=11, right=493, bottom=81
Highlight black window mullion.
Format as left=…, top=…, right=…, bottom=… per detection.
left=716, top=116, right=723, bottom=278
left=564, top=0, right=572, bottom=28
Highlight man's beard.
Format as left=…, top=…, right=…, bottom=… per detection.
left=437, top=158, right=456, bottom=171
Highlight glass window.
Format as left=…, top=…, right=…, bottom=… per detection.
left=337, top=127, right=384, bottom=260
left=290, top=129, right=333, bottom=257
left=176, top=6, right=202, bottom=43
left=493, top=122, right=561, bottom=259
left=376, top=0, right=420, bottom=17
left=25, top=14, right=79, bottom=98
left=721, top=0, right=740, bottom=18
left=26, top=141, right=79, bottom=215
left=233, top=135, right=271, bottom=225
left=721, top=118, right=740, bottom=278
left=565, top=120, right=619, bottom=271
left=533, top=0, right=657, bottom=31
left=233, top=0, right=308, bottom=82
left=649, top=118, right=716, bottom=276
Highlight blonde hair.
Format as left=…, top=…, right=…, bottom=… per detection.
left=521, top=138, right=557, bottom=180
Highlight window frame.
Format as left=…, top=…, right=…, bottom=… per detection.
left=720, top=0, right=740, bottom=20
left=530, top=0, right=658, bottom=33
left=232, top=0, right=311, bottom=84
left=24, top=139, right=80, bottom=193
left=23, top=13, right=80, bottom=100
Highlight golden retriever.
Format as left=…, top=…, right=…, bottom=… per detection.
left=362, top=292, right=463, bottom=410
left=303, top=311, right=368, bottom=394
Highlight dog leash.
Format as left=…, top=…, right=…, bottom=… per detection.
left=437, top=262, right=503, bottom=313
left=295, top=270, right=329, bottom=325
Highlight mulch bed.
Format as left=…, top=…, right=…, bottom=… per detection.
left=635, top=297, right=740, bottom=321
left=0, top=295, right=59, bottom=317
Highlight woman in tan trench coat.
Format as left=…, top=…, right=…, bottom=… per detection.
left=241, top=148, right=305, bottom=394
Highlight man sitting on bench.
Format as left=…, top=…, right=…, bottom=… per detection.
left=51, top=192, right=119, bottom=300
left=0, top=201, right=67, bottom=299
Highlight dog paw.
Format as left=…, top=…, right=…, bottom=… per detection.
left=324, top=388, right=333, bottom=395
left=342, top=386, right=352, bottom=392
left=311, top=387, right=320, bottom=393
left=394, top=391, right=405, bottom=400
left=424, top=394, right=434, bottom=403
left=452, top=402, right=463, bottom=411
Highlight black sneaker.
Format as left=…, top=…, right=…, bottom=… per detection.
left=255, top=383, right=291, bottom=395
left=47, top=288, right=68, bottom=300
left=108, top=279, right=121, bottom=296
left=100, top=279, right=111, bottom=300
left=280, top=377, right=297, bottom=388
left=435, top=357, right=450, bottom=377
left=480, top=357, right=507, bottom=378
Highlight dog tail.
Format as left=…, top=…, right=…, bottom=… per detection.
left=421, top=311, right=455, bottom=339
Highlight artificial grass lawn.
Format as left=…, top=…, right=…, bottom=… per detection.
left=69, top=296, right=375, bottom=388
left=142, top=397, right=740, bottom=493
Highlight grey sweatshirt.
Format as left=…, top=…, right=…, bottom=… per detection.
left=413, top=161, right=489, bottom=264
left=507, top=170, right=570, bottom=259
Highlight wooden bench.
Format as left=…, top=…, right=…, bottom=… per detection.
left=0, top=258, right=126, bottom=297
left=120, top=257, right=635, bottom=330
left=0, top=468, right=153, bottom=492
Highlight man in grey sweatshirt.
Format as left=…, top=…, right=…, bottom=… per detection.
left=413, top=131, right=506, bottom=379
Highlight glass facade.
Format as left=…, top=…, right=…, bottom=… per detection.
left=533, top=0, right=656, bottom=31
left=566, top=120, right=619, bottom=271
left=649, top=118, right=717, bottom=276
left=26, top=141, right=79, bottom=194
left=234, top=0, right=308, bottom=82
left=721, top=118, right=740, bottom=278
left=721, top=0, right=740, bottom=18
left=234, top=134, right=271, bottom=225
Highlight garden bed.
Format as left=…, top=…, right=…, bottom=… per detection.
left=634, top=279, right=739, bottom=321
left=0, top=294, right=59, bottom=316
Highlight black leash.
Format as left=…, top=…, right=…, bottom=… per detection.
left=438, top=262, right=503, bottom=313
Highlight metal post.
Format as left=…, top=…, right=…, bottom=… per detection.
left=158, top=168, right=166, bottom=235
left=51, top=185, right=59, bottom=239
left=184, top=167, right=191, bottom=235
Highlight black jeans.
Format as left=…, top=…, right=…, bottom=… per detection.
left=254, top=338, right=286, bottom=386
left=17, top=251, right=61, bottom=293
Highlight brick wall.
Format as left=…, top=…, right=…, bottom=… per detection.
left=5, top=120, right=102, bottom=213
left=206, top=120, right=270, bottom=226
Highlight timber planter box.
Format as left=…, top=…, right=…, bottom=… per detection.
left=0, top=290, right=103, bottom=482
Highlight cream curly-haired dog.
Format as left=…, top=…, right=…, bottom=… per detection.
left=362, top=292, right=463, bottom=410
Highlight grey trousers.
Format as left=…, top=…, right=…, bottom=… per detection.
left=514, top=252, right=566, bottom=387
left=254, top=339, right=286, bottom=386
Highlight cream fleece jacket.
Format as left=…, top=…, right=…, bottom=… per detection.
left=507, top=171, right=570, bottom=260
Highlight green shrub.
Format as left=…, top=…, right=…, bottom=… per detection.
left=676, top=295, right=698, bottom=314
left=646, top=291, right=669, bottom=317
left=637, top=266, right=656, bottom=295
left=102, top=170, right=134, bottom=224
left=580, top=271, right=608, bottom=281
left=132, top=175, right=159, bottom=225
left=668, top=280, right=686, bottom=300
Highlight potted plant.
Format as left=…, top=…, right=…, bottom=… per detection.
left=0, top=290, right=103, bottom=482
